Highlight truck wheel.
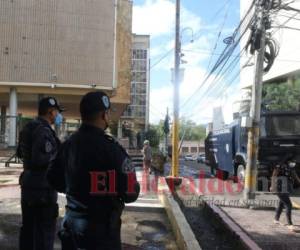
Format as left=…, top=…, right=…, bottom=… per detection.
left=234, top=164, right=245, bottom=183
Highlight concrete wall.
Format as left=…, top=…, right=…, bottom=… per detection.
left=0, top=0, right=116, bottom=87
left=111, top=0, right=132, bottom=105
left=0, top=0, right=133, bottom=120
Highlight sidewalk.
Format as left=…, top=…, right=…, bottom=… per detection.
left=0, top=166, right=178, bottom=250
left=177, top=176, right=300, bottom=250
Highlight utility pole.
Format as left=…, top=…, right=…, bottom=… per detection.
left=171, top=0, right=180, bottom=177
left=244, top=0, right=270, bottom=200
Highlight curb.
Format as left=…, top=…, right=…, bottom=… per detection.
left=157, top=178, right=202, bottom=250
left=292, top=200, right=300, bottom=209
left=203, top=202, right=262, bottom=250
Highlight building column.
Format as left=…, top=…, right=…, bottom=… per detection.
left=8, top=87, right=18, bottom=147
left=0, top=106, right=6, bottom=143
left=145, top=49, right=150, bottom=132
left=117, top=120, right=122, bottom=139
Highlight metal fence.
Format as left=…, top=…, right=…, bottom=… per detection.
left=0, top=116, right=81, bottom=149
left=0, top=115, right=20, bottom=149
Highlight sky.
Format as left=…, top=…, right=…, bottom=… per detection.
left=132, top=0, right=241, bottom=125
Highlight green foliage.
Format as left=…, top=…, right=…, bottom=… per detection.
left=145, top=125, right=161, bottom=148
left=148, top=118, right=206, bottom=148
left=163, top=114, right=170, bottom=135
left=263, top=80, right=300, bottom=111
left=19, top=116, right=34, bottom=130
left=179, top=118, right=206, bottom=141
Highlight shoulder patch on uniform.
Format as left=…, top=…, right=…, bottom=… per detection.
left=45, top=141, right=53, bottom=153
left=121, top=157, right=135, bottom=173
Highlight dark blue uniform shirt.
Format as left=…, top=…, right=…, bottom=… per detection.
left=47, top=124, right=140, bottom=219
left=18, top=117, right=60, bottom=204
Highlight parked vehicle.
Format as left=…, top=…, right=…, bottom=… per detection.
left=205, top=111, right=300, bottom=189
left=184, top=154, right=195, bottom=161
left=197, top=153, right=206, bottom=163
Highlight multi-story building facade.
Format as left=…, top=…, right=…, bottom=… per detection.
left=0, top=0, right=133, bottom=147
left=121, top=34, right=150, bottom=135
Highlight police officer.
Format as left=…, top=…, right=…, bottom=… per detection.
left=270, top=153, right=300, bottom=232
left=17, top=97, right=64, bottom=250
left=47, top=91, right=140, bottom=250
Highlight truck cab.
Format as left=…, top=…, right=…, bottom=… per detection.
left=205, top=111, right=300, bottom=185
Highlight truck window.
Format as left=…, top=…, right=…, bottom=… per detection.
left=264, top=115, right=300, bottom=137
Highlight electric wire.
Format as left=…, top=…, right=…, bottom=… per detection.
left=206, top=2, right=230, bottom=70
left=187, top=56, right=253, bottom=120
left=150, top=49, right=173, bottom=69
left=179, top=10, right=255, bottom=112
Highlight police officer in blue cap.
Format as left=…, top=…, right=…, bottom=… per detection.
left=47, top=91, right=140, bottom=250
left=17, top=96, right=64, bottom=250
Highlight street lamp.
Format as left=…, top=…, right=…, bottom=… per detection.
left=170, top=0, right=194, bottom=179
left=180, top=27, right=194, bottom=44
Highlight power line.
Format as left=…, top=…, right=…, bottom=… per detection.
left=277, top=13, right=300, bottom=21
left=179, top=8, right=255, bottom=111
left=187, top=56, right=253, bottom=120
left=150, top=49, right=173, bottom=69
left=191, top=0, right=233, bottom=42
left=206, top=2, right=230, bottom=71
left=272, top=25, right=300, bottom=31
left=182, top=49, right=300, bottom=63
left=149, top=0, right=234, bottom=71
left=272, top=10, right=300, bottom=34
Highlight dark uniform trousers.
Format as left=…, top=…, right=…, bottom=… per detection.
left=60, top=211, right=121, bottom=250
left=19, top=198, right=58, bottom=250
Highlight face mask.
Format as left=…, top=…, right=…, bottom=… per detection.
left=55, top=113, right=63, bottom=126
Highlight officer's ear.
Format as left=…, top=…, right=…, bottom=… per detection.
left=48, top=108, right=55, bottom=115
left=101, top=110, right=108, bottom=120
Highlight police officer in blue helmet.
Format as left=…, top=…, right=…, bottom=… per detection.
left=47, top=91, right=140, bottom=250
left=17, top=96, right=64, bottom=250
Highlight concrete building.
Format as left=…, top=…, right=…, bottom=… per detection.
left=121, top=34, right=150, bottom=134
left=179, top=140, right=204, bottom=156
left=240, top=0, right=300, bottom=88
left=0, top=0, right=133, bottom=147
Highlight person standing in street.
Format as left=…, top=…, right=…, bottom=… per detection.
left=204, top=132, right=216, bottom=178
left=47, top=91, right=140, bottom=250
left=17, top=97, right=64, bottom=250
left=142, top=140, right=152, bottom=174
left=270, top=154, right=300, bottom=232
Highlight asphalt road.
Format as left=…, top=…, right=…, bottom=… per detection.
left=164, top=159, right=212, bottom=178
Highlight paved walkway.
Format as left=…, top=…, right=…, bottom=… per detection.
left=0, top=166, right=178, bottom=250
left=177, top=176, right=300, bottom=250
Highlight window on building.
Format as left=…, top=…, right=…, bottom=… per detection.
left=130, top=83, right=135, bottom=94
left=132, top=72, right=146, bottom=82
left=132, top=49, right=147, bottom=59
left=191, top=147, right=198, bottom=153
left=132, top=59, right=147, bottom=71
left=123, top=106, right=132, bottom=117
left=182, top=147, right=189, bottom=153
left=135, top=84, right=147, bottom=94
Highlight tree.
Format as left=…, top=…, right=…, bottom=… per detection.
left=263, top=80, right=300, bottom=111
left=179, top=118, right=206, bottom=141
left=145, top=125, right=160, bottom=148
left=163, top=112, right=170, bottom=135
